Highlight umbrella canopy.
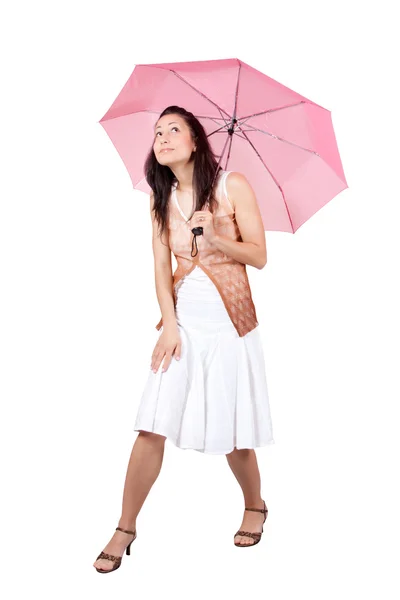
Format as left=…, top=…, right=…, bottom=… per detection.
left=99, top=57, right=348, bottom=233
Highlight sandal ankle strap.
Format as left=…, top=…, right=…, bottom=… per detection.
left=245, top=501, right=268, bottom=514
left=116, top=526, right=135, bottom=535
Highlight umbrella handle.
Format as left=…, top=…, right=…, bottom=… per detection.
left=190, top=164, right=221, bottom=257
left=190, top=227, right=203, bottom=257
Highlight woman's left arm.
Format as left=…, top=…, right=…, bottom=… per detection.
left=210, top=172, right=267, bottom=269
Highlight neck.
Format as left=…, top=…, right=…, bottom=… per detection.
left=171, top=161, right=195, bottom=193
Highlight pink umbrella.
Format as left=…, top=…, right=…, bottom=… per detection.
left=98, top=57, right=348, bottom=233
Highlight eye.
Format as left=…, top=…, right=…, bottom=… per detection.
left=155, top=126, right=179, bottom=137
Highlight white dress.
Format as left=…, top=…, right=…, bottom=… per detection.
left=134, top=264, right=275, bottom=455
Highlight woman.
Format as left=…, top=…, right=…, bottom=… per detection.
left=93, top=106, right=274, bottom=573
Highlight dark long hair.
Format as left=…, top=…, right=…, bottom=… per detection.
left=144, top=105, right=223, bottom=246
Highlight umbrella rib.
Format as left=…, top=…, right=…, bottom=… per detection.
left=207, top=124, right=230, bottom=137
left=207, top=129, right=248, bottom=142
left=170, top=70, right=231, bottom=123
left=240, top=129, right=294, bottom=233
left=127, top=109, right=230, bottom=129
left=102, top=109, right=233, bottom=129
left=239, top=101, right=307, bottom=122
left=232, top=61, right=242, bottom=119
left=195, top=115, right=231, bottom=122
left=242, top=123, right=318, bottom=156
left=100, top=108, right=161, bottom=123
left=232, top=131, right=250, bottom=141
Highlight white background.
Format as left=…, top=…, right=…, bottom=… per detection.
left=1, top=0, right=399, bottom=597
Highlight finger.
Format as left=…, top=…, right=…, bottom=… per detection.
left=175, top=343, right=181, bottom=360
left=192, top=211, right=209, bottom=218
left=162, top=351, right=173, bottom=372
left=153, top=359, right=163, bottom=373
left=152, top=349, right=165, bottom=372
left=150, top=348, right=160, bottom=370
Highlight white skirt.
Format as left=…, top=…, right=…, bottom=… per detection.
left=134, top=266, right=275, bottom=455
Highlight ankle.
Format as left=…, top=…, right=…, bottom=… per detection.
left=244, top=497, right=264, bottom=508
left=117, top=519, right=136, bottom=532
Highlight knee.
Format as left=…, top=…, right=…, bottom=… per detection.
left=138, top=430, right=167, bottom=445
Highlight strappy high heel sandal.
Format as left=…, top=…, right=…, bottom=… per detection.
left=94, top=526, right=137, bottom=573
left=234, top=499, right=268, bottom=547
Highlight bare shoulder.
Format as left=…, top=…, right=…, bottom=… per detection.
left=225, top=171, right=256, bottom=212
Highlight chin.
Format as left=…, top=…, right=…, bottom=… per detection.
left=158, top=155, right=174, bottom=164
left=160, top=158, right=179, bottom=167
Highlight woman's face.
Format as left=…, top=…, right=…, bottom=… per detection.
left=153, top=114, right=196, bottom=165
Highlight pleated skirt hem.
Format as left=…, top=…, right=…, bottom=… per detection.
left=133, top=425, right=275, bottom=455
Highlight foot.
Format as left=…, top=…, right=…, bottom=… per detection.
left=93, top=526, right=136, bottom=572
left=234, top=500, right=267, bottom=546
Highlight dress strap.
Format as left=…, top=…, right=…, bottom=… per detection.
left=220, top=171, right=234, bottom=212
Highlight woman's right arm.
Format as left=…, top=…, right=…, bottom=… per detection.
left=150, top=193, right=181, bottom=373
left=150, top=192, right=178, bottom=332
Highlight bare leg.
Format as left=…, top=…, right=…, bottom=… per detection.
left=225, top=448, right=267, bottom=546
left=93, top=431, right=166, bottom=571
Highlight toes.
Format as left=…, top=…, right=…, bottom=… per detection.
left=235, top=535, right=254, bottom=546
left=94, top=559, right=113, bottom=571
left=235, top=535, right=246, bottom=546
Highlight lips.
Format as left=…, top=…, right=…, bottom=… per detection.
left=160, top=148, right=173, bottom=153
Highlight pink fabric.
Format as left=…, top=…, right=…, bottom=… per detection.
left=99, top=57, right=348, bottom=233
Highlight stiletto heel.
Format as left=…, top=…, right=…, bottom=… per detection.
left=234, top=499, right=268, bottom=547
left=94, top=526, right=137, bottom=573
left=126, top=538, right=133, bottom=556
